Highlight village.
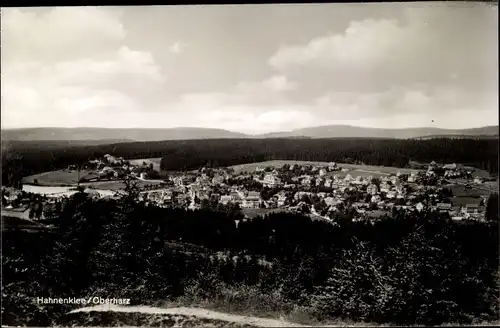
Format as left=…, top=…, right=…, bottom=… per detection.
left=136, top=160, right=493, bottom=222
left=2, top=153, right=496, bottom=226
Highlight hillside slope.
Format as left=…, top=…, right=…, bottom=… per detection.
left=2, top=125, right=497, bottom=141
left=259, top=125, right=499, bottom=139
left=1, top=127, right=247, bottom=142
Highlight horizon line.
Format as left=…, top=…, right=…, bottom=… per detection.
left=1, top=123, right=498, bottom=136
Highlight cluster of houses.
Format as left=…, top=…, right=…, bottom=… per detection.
left=73, top=155, right=156, bottom=182
left=4, top=159, right=493, bottom=224
left=426, top=161, right=480, bottom=180
left=132, top=161, right=491, bottom=222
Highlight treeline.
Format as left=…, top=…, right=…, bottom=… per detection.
left=158, top=138, right=498, bottom=173
left=2, top=192, right=499, bottom=326
left=2, top=138, right=498, bottom=188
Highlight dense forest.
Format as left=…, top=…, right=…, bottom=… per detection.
left=2, top=138, right=498, bottom=188
left=157, top=138, right=498, bottom=172
left=2, top=190, right=499, bottom=326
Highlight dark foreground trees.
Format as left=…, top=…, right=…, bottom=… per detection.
left=2, top=192, right=499, bottom=326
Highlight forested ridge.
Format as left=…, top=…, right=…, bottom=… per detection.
left=2, top=191, right=499, bottom=326
left=2, top=138, right=498, bottom=188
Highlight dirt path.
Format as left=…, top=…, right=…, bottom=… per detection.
left=69, top=305, right=305, bottom=327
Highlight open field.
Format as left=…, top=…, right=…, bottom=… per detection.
left=463, top=166, right=491, bottom=178
left=23, top=169, right=99, bottom=186
left=326, top=170, right=387, bottom=179
left=1, top=212, right=55, bottom=233
left=444, top=182, right=498, bottom=197
left=81, top=179, right=165, bottom=191
left=22, top=184, right=78, bottom=196
left=481, top=181, right=499, bottom=191
left=23, top=170, right=166, bottom=192
left=230, top=160, right=421, bottom=177
left=1, top=209, right=30, bottom=220
left=129, top=157, right=163, bottom=171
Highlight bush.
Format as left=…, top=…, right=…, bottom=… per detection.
left=2, top=193, right=498, bottom=326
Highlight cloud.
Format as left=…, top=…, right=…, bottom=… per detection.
left=1, top=5, right=497, bottom=133
left=265, top=4, right=497, bottom=127
left=195, top=107, right=317, bottom=134
left=269, top=4, right=497, bottom=93
left=1, top=7, right=126, bottom=62
left=312, top=85, right=497, bottom=123
left=169, top=42, right=185, bottom=54
left=237, top=75, right=297, bottom=93
left=51, top=46, right=166, bottom=93
left=269, top=18, right=408, bottom=73
left=175, top=74, right=298, bottom=115
left=261, top=75, right=298, bottom=92
left=1, top=7, right=167, bottom=128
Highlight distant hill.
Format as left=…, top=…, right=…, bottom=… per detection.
left=1, top=125, right=497, bottom=142
left=1, top=127, right=247, bottom=142
left=413, top=134, right=499, bottom=140
left=1, top=139, right=135, bottom=153
left=258, top=125, right=499, bottom=139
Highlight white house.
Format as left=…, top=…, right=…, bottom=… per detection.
left=294, top=191, right=314, bottom=201
left=443, top=163, right=457, bottom=170
left=390, top=176, right=400, bottom=184
left=386, top=190, right=396, bottom=199
left=367, top=184, right=378, bottom=195
left=474, top=177, right=484, bottom=184
left=324, top=197, right=342, bottom=207
left=416, top=202, right=425, bottom=212
left=242, top=192, right=261, bottom=208
left=263, top=174, right=282, bottom=187
left=101, top=166, right=113, bottom=172
left=353, top=176, right=363, bottom=184
left=380, top=182, right=391, bottom=193
left=461, top=204, right=480, bottom=215
left=220, top=195, right=233, bottom=205
left=301, top=176, right=312, bottom=186
left=274, top=192, right=287, bottom=207
left=212, top=175, right=225, bottom=185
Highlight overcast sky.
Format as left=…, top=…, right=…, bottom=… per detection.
left=1, top=3, right=498, bottom=134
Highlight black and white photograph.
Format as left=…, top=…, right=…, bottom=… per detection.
left=1, top=2, right=499, bottom=327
